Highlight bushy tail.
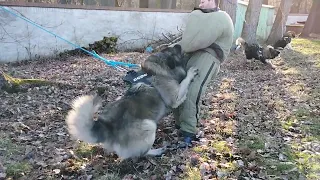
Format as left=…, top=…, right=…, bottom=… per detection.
left=65, top=95, right=102, bottom=144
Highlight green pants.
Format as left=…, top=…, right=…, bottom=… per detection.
left=173, top=50, right=221, bottom=134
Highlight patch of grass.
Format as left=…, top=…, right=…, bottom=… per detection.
left=0, top=135, right=32, bottom=178
left=293, top=108, right=320, bottom=139
left=6, top=162, right=32, bottom=178
left=211, top=140, right=231, bottom=153
left=281, top=116, right=297, bottom=131
left=288, top=83, right=305, bottom=94
left=0, top=137, right=23, bottom=158
left=246, top=136, right=265, bottom=150
left=215, top=121, right=235, bottom=137
left=266, top=161, right=297, bottom=177
left=294, top=108, right=310, bottom=118
left=192, top=146, right=207, bottom=153
left=292, top=39, right=320, bottom=56
left=183, top=165, right=202, bottom=180
left=75, top=141, right=100, bottom=158
left=291, top=38, right=320, bottom=69
left=282, top=142, right=320, bottom=179
left=294, top=151, right=320, bottom=177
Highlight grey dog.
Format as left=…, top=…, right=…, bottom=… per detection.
left=65, top=44, right=198, bottom=160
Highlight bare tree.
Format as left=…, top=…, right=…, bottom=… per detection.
left=241, top=0, right=263, bottom=44
left=290, top=0, right=301, bottom=13
left=219, top=0, right=238, bottom=25
left=301, top=0, right=320, bottom=37
left=266, top=0, right=293, bottom=45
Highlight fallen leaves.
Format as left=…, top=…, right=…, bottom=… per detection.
left=0, top=39, right=319, bottom=179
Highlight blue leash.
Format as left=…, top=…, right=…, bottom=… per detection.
left=0, top=6, right=140, bottom=71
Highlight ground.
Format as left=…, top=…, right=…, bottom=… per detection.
left=0, top=38, right=319, bottom=180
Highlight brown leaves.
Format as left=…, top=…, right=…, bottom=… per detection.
left=1, top=41, right=320, bottom=179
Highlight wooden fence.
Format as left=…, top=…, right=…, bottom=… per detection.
left=1, top=0, right=201, bottom=10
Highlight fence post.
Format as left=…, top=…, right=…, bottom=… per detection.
left=100, top=0, right=116, bottom=6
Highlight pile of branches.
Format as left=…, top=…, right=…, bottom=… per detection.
left=148, top=28, right=183, bottom=51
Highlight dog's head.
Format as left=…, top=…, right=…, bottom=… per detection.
left=285, top=31, right=296, bottom=38
left=143, top=44, right=187, bottom=82
left=159, top=44, right=187, bottom=82
left=263, top=45, right=281, bottom=59
left=159, top=44, right=185, bottom=69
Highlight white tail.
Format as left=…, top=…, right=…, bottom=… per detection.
left=65, top=95, right=102, bottom=143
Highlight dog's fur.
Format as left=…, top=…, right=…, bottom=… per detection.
left=235, top=37, right=280, bottom=67
left=65, top=44, right=198, bottom=160
left=273, top=31, right=296, bottom=50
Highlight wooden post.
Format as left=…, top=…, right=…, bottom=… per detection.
left=100, top=0, right=116, bottom=6
left=139, top=0, right=149, bottom=8
left=161, top=0, right=176, bottom=9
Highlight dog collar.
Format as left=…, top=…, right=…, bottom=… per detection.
left=123, top=69, right=152, bottom=86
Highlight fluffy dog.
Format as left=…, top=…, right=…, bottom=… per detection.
left=65, top=44, right=198, bottom=160
left=273, top=31, right=296, bottom=50
left=235, top=37, right=280, bottom=68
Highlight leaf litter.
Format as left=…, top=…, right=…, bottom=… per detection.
left=0, top=38, right=319, bottom=180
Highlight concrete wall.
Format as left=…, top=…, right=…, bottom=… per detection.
left=0, top=5, right=189, bottom=62
left=0, top=2, right=280, bottom=63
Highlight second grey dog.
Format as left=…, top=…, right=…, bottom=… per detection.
left=65, top=44, right=198, bottom=160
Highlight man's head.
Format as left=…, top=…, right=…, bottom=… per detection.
left=199, top=0, right=219, bottom=9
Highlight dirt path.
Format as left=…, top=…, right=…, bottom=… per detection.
left=0, top=38, right=319, bottom=180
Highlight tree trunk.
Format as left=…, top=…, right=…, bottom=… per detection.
left=290, top=0, right=301, bottom=13
left=241, top=0, right=263, bottom=44
left=266, top=0, right=293, bottom=45
left=301, top=0, right=320, bottom=37
left=219, top=0, right=238, bottom=25
left=160, top=0, right=176, bottom=9
left=263, top=0, right=268, bottom=5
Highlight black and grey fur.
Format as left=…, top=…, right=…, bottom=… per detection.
left=235, top=37, right=280, bottom=68
left=65, top=44, right=198, bottom=160
left=273, top=31, right=296, bottom=50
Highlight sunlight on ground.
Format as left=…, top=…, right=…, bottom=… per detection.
left=277, top=38, right=320, bottom=179
left=292, top=38, right=320, bottom=68
left=292, top=39, right=320, bottom=55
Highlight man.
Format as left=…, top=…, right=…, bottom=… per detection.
left=172, top=0, right=234, bottom=146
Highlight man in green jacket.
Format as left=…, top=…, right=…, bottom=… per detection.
left=173, top=0, right=234, bottom=146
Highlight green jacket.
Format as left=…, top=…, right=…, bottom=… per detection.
left=179, top=9, right=234, bottom=62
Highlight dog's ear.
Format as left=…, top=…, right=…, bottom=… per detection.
left=172, top=44, right=182, bottom=55
left=166, top=56, right=176, bottom=69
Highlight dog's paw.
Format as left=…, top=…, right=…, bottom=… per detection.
left=187, top=67, right=199, bottom=77
left=146, top=147, right=168, bottom=157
